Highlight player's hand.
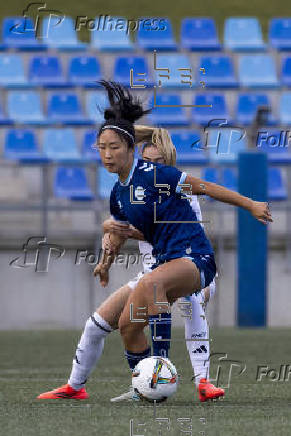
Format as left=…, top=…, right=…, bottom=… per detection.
left=250, top=201, right=273, bottom=225
left=103, top=218, right=132, bottom=237
left=127, top=225, right=145, bottom=241
left=93, top=263, right=109, bottom=287
left=102, top=233, right=115, bottom=252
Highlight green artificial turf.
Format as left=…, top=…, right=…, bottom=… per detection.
left=1, top=328, right=291, bottom=436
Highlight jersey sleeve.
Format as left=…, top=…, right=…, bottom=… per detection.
left=109, top=187, right=128, bottom=223
left=155, top=164, right=187, bottom=194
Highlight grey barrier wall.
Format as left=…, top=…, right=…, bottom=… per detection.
left=1, top=247, right=291, bottom=330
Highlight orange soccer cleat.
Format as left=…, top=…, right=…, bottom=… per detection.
left=198, top=378, right=225, bottom=402
left=37, top=383, right=89, bottom=400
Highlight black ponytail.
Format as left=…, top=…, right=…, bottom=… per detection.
left=98, top=80, right=151, bottom=148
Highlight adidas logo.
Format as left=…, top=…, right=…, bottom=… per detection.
left=193, top=345, right=207, bottom=354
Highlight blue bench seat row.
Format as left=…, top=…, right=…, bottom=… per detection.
left=1, top=90, right=291, bottom=126
left=3, top=16, right=291, bottom=52
left=3, top=128, right=291, bottom=168
left=2, top=53, right=291, bottom=89
left=148, top=92, right=291, bottom=127
left=54, top=164, right=288, bottom=202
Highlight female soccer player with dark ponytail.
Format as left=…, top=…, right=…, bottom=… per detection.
left=37, top=80, right=272, bottom=402
left=94, top=80, right=272, bottom=386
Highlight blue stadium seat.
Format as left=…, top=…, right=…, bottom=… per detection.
left=202, top=167, right=218, bottom=183
left=238, top=55, right=279, bottom=87
left=201, top=167, right=218, bottom=201
left=0, top=55, right=27, bottom=87
left=236, top=94, right=276, bottom=126
left=199, top=55, right=237, bottom=87
left=98, top=167, right=118, bottom=199
left=43, top=129, right=81, bottom=161
left=2, top=16, right=43, bottom=50
left=41, top=16, right=86, bottom=50
left=82, top=129, right=100, bottom=161
left=0, top=100, right=12, bottom=125
left=281, top=57, right=291, bottom=86
left=180, top=18, right=220, bottom=51
left=54, top=167, right=93, bottom=201
left=47, top=93, right=91, bottom=125
left=224, top=17, right=265, bottom=51
left=206, top=127, right=247, bottom=163
left=192, top=94, right=230, bottom=126
left=137, top=18, right=177, bottom=51
left=68, top=56, right=102, bottom=87
left=153, top=54, right=195, bottom=88
left=223, top=168, right=238, bottom=191
left=202, top=167, right=238, bottom=201
left=268, top=167, right=287, bottom=201
left=170, top=129, right=208, bottom=165
left=7, top=91, right=46, bottom=124
left=269, top=18, right=291, bottom=50
left=279, top=93, right=291, bottom=125
left=113, top=56, right=153, bottom=87
left=28, top=56, right=67, bottom=87
left=203, top=166, right=287, bottom=201
left=86, top=92, right=108, bottom=124
left=148, top=94, right=189, bottom=126
left=4, top=128, right=48, bottom=162
left=256, top=129, right=291, bottom=164
left=90, top=16, right=134, bottom=51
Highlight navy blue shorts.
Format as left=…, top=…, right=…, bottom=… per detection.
left=183, top=253, right=216, bottom=289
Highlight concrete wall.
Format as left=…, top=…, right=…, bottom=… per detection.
left=1, top=245, right=291, bottom=330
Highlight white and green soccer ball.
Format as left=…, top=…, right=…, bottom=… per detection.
left=132, top=356, right=178, bottom=403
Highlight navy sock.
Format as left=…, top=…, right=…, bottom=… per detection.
left=124, top=347, right=151, bottom=371
left=149, top=312, right=171, bottom=358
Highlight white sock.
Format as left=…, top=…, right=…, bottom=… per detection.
left=183, top=293, right=210, bottom=387
left=208, top=279, right=216, bottom=300
left=202, top=279, right=216, bottom=304
left=68, top=312, right=113, bottom=390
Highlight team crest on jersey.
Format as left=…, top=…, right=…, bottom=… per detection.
left=134, top=186, right=146, bottom=201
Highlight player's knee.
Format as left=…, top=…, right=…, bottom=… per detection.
left=118, top=310, right=130, bottom=333
left=138, top=275, right=158, bottom=301
left=139, top=275, right=167, bottom=309
left=118, top=317, right=135, bottom=339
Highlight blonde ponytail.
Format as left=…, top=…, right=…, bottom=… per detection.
left=134, top=125, right=176, bottom=166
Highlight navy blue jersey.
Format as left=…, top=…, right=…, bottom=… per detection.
left=110, top=158, right=214, bottom=265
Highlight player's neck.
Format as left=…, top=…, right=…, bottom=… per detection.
left=119, top=155, right=134, bottom=183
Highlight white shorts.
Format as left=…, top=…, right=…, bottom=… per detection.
left=127, top=271, right=145, bottom=290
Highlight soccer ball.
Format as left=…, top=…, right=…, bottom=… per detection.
left=132, top=356, right=178, bottom=403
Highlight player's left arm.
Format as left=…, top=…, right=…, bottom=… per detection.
left=184, top=175, right=273, bottom=225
